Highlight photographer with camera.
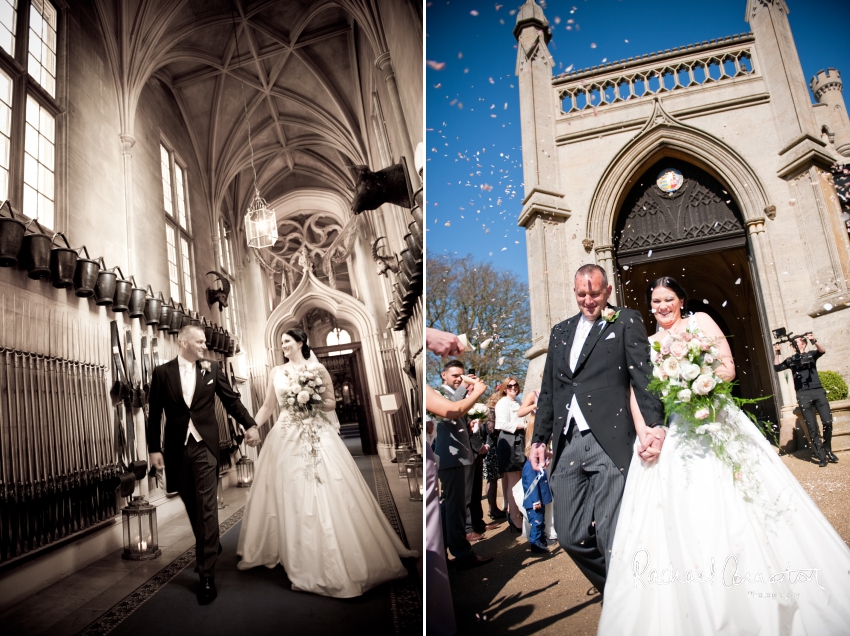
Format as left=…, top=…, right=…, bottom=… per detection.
left=774, top=332, right=837, bottom=467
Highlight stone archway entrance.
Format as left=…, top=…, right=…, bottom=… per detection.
left=314, top=343, right=378, bottom=455
left=613, top=158, right=777, bottom=424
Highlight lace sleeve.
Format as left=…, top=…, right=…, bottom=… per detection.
left=317, top=364, right=337, bottom=412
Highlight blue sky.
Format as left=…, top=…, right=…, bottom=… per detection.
left=425, top=0, right=850, bottom=283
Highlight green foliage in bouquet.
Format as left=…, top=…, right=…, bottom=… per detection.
left=821, top=371, right=849, bottom=402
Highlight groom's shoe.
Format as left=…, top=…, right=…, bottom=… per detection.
left=198, top=577, right=217, bottom=605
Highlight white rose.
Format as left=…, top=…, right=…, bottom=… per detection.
left=318, top=386, right=326, bottom=393
left=692, top=374, right=717, bottom=396
left=703, top=354, right=714, bottom=365
left=661, top=356, right=680, bottom=378
left=312, top=393, right=322, bottom=401
left=297, top=391, right=311, bottom=404
left=653, top=364, right=667, bottom=380
left=680, top=362, right=701, bottom=381
left=287, top=397, right=296, bottom=405
left=694, top=407, right=710, bottom=420
left=676, top=389, right=692, bottom=403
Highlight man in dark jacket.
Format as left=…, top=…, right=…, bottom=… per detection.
left=529, top=264, right=665, bottom=592
left=147, top=324, right=259, bottom=604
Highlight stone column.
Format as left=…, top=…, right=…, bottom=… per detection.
left=119, top=134, right=136, bottom=274
left=514, top=0, right=570, bottom=391
left=375, top=52, right=421, bottom=191
left=746, top=0, right=834, bottom=175
left=595, top=244, right=617, bottom=305
left=747, top=217, right=797, bottom=450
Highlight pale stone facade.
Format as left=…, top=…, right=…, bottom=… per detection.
left=514, top=0, right=850, bottom=444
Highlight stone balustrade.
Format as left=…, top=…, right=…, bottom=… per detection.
left=555, top=33, right=757, bottom=116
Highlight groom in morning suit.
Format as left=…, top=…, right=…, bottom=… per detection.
left=147, top=324, right=260, bottom=604
left=529, top=264, right=665, bottom=593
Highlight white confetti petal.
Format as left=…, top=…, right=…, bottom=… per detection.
left=823, top=303, right=834, bottom=311
left=734, top=278, right=741, bottom=285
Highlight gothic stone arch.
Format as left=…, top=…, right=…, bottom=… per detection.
left=263, top=267, right=395, bottom=456
left=584, top=99, right=785, bottom=331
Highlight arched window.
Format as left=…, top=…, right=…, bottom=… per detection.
left=326, top=327, right=352, bottom=356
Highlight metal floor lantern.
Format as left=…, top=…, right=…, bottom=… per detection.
left=121, top=496, right=161, bottom=560
left=395, top=446, right=412, bottom=479
left=236, top=454, right=254, bottom=487
left=405, top=455, right=423, bottom=501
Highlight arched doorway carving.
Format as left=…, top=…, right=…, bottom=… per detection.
left=614, top=158, right=776, bottom=423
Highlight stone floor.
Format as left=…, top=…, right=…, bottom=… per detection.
left=446, top=449, right=850, bottom=636
left=0, top=438, right=422, bottom=636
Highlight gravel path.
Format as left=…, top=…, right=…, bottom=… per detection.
left=446, top=450, right=850, bottom=635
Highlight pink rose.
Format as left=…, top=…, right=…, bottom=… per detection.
left=669, top=341, right=689, bottom=359
left=703, top=354, right=714, bottom=364
left=661, top=343, right=671, bottom=355
left=700, top=342, right=711, bottom=351
left=682, top=332, right=693, bottom=342
left=694, top=407, right=710, bottom=420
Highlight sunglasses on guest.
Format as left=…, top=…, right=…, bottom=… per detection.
left=506, top=383, right=519, bottom=390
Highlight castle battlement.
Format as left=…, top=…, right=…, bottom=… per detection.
left=811, top=68, right=842, bottom=99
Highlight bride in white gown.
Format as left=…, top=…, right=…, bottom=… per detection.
left=598, top=277, right=850, bottom=635
left=236, top=328, right=416, bottom=598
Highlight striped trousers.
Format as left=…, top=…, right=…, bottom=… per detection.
left=550, top=425, right=625, bottom=592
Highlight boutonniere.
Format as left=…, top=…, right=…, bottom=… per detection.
left=601, top=307, right=620, bottom=324
left=200, top=360, right=211, bottom=376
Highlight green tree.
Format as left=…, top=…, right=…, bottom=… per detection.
left=426, top=253, right=531, bottom=393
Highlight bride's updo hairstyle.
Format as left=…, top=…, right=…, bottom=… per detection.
left=284, top=328, right=312, bottom=359
left=646, top=276, right=688, bottom=316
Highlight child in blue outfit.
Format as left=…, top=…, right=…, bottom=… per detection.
left=521, top=457, right=552, bottom=553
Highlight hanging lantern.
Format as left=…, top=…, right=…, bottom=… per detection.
left=236, top=455, right=254, bottom=488
left=395, top=446, right=411, bottom=479
left=405, top=455, right=423, bottom=501
left=245, top=190, right=278, bottom=248
left=121, top=496, right=161, bottom=560
left=217, top=474, right=226, bottom=509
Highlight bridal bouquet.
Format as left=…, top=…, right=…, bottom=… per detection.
left=647, top=326, right=768, bottom=503
left=280, top=365, right=329, bottom=482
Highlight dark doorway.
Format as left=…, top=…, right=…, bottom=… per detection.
left=614, top=159, right=777, bottom=425
left=314, top=343, right=378, bottom=455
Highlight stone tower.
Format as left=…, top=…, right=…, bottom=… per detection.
left=811, top=69, right=850, bottom=156
left=513, top=0, right=570, bottom=382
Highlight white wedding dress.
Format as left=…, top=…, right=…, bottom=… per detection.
left=236, top=363, right=415, bottom=598
left=598, top=320, right=850, bottom=635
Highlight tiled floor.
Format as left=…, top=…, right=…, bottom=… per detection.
left=0, top=442, right=423, bottom=636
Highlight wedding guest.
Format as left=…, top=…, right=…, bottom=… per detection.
left=517, top=408, right=552, bottom=554
left=431, top=360, right=493, bottom=567
left=466, top=399, right=497, bottom=539
left=494, top=377, right=527, bottom=531
left=483, top=392, right=505, bottom=520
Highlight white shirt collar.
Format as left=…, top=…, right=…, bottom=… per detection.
left=178, top=355, right=195, bottom=370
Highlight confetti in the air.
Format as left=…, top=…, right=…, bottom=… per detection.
left=427, top=60, right=445, bottom=70
left=824, top=303, right=834, bottom=311
left=735, top=278, right=741, bottom=285
left=470, top=10, right=479, bottom=16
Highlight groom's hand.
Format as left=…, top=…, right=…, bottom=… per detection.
left=529, top=442, right=548, bottom=471
left=149, top=452, right=165, bottom=470
left=244, top=426, right=260, bottom=447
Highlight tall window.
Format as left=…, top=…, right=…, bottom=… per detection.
left=0, top=0, right=60, bottom=229
left=28, top=0, right=56, bottom=97
left=160, top=143, right=194, bottom=310
left=0, top=69, right=11, bottom=201
left=326, top=328, right=352, bottom=356
left=0, top=0, right=16, bottom=57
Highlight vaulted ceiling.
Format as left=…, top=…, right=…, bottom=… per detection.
left=95, top=0, right=387, bottom=231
